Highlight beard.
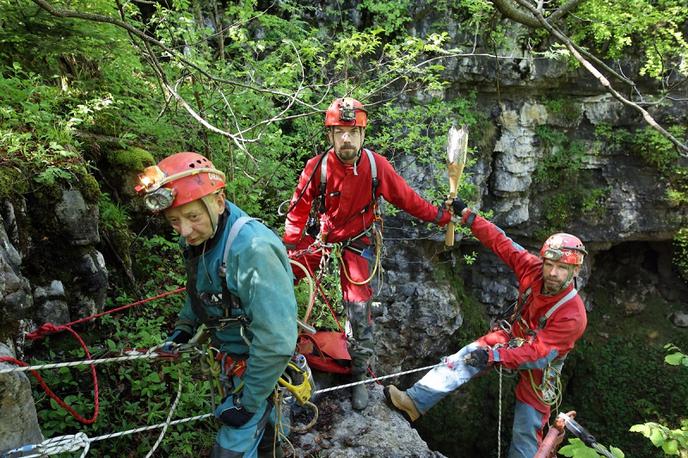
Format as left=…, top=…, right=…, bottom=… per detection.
left=542, top=277, right=569, bottom=295
left=335, top=146, right=360, bottom=162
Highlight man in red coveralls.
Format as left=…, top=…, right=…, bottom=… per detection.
left=385, top=201, right=588, bottom=458
left=284, top=97, right=454, bottom=410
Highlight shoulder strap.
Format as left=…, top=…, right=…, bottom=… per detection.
left=509, top=286, right=532, bottom=323
left=316, top=149, right=380, bottom=216
left=538, top=288, right=578, bottom=329
left=220, top=216, right=256, bottom=277
left=363, top=148, right=379, bottom=201
left=317, top=152, right=329, bottom=213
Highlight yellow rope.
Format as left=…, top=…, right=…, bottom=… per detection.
left=336, top=225, right=383, bottom=286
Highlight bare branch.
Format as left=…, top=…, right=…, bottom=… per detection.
left=513, top=0, right=688, bottom=155
left=493, top=0, right=585, bottom=28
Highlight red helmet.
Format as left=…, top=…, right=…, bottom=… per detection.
left=324, top=97, right=367, bottom=127
left=135, top=152, right=225, bottom=211
left=540, top=233, right=587, bottom=266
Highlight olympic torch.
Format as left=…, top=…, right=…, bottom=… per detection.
left=445, top=125, right=469, bottom=247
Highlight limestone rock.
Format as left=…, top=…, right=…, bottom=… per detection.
left=55, top=190, right=99, bottom=246
left=0, top=213, right=33, bottom=323
left=670, top=311, right=688, bottom=328
left=289, top=385, right=445, bottom=458
left=33, top=281, right=69, bottom=325
left=0, top=343, right=43, bottom=452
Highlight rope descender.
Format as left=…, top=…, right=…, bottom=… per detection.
left=277, top=356, right=318, bottom=432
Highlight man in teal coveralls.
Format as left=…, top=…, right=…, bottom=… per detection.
left=136, top=152, right=297, bottom=457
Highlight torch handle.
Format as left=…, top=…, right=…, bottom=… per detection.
left=445, top=163, right=462, bottom=247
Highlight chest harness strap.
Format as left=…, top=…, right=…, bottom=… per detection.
left=186, top=217, right=255, bottom=331
left=310, top=149, right=381, bottom=237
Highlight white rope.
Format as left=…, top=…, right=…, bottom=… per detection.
left=144, top=366, right=183, bottom=458
left=3, top=362, right=446, bottom=457
left=90, top=413, right=213, bottom=442
left=497, top=366, right=503, bottom=458
left=314, top=362, right=443, bottom=394
left=2, top=432, right=90, bottom=458
left=0, top=347, right=200, bottom=374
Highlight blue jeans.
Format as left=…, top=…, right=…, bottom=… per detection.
left=406, top=342, right=482, bottom=413
left=509, top=401, right=545, bottom=458
left=406, top=343, right=545, bottom=458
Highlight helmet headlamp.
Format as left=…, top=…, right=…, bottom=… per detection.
left=135, top=166, right=167, bottom=193
left=135, top=164, right=226, bottom=212
left=339, top=99, right=356, bottom=122
left=143, top=187, right=176, bottom=212
left=543, top=248, right=564, bottom=261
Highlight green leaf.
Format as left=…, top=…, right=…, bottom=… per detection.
left=630, top=424, right=651, bottom=436
left=665, top=352, right=685, bottom=366
left=610, top=446, right=625, bottom=457
left=649, top=427, right=666, bottom=447
left=662, top=439, right=679, bottom=455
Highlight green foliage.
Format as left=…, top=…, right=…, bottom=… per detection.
left=0, top=66, right=98, bottom=198
left=631, top=126, right=686, bottom=173
left=35, top=308, right=214, bottom=456
left=630, top=126, right=688, bottom=209
left=673, top=228, right=688, bottom=284
left=543, top=97, right=582, bottom=126
left=358, top=0, right=412, bottom=35
left=106, top=147, right=155, bottom=171
left=567, top=0, right=688, bottom=79
left=630, top=421, right=688, bottom=456
left=566, top=313, right=688, bottom=458
left=369, top=96, right=480, bottom=207
left=628, top=345, right=688, bottom=456
left=664, top=344, right=688, bottom=367
left=533, top=126, right=609, bottom=235
left=559, top=438, right=625, bottom=458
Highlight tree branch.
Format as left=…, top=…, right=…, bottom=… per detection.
left=512, top=0, right=688, bottom=155
left=493, top=0, right=584, bottom=28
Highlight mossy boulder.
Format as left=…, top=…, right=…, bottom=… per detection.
left=103, top=147, right=155, bottom=198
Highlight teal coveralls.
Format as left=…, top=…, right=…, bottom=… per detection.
left=172, top=201, right=298, bottom=457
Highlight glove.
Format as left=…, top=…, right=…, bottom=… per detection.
left=215, top=395, right=255, bottom=428
left=446, top=197, right=467, bottom=216
left=162, top=329, right=192, bottom=352
left=464, top=347, right=490, bottom=370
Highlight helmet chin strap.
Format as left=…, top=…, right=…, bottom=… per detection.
left=201, top=194, right=222, bottom=238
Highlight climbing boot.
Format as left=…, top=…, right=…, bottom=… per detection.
left=352, top=376, right=369, bottom=410
left=383, top=385, right=420, bottom=422
left=257, top=426, right=284, bottom=458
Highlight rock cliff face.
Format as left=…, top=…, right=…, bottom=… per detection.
left=0, top=193, right=107, bottom=450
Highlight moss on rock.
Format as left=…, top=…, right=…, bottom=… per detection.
left=106, top=147, right=155, bottom=171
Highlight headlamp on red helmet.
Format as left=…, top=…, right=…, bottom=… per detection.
left=540, top=233, right=587, bottom=266
left=135, top=152, right=226, bottom=212
left=324, top=97, right=367, bottom=128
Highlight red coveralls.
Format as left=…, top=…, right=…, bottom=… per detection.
left=405, top=213, right=587, bottom=457
left=284, top=148, right=450, bottom=372
left=471, top=213, right=588, bottom=450
left=284, top=148, right=450, bottom=300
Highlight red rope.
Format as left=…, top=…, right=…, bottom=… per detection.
left=27, top=287, right=186, bottom=340
left=0, top=326, right=99, bottom=424
left=301, top=253, right=344, bottom=333
left=9, top=287, right=186, bottom=424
